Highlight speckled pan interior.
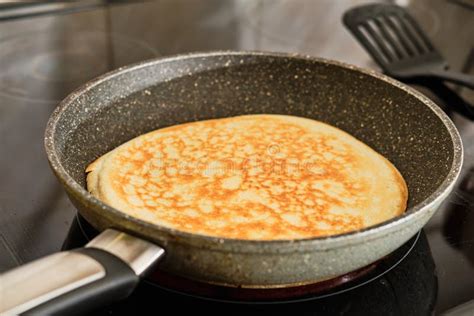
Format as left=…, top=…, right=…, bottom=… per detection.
left=54, top=53, right=454, bottom=208
left=45, top=52, right=463, bottom=286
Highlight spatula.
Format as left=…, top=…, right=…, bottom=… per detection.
left=343, top=4, right=474, bottom=89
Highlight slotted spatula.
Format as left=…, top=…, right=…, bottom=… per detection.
left=343, top=4, right=474, bottom=89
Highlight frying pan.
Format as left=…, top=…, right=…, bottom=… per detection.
left=0, top=51, right=463, bottom=315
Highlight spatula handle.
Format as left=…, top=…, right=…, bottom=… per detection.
left=429, top=70, right=474, bottom=90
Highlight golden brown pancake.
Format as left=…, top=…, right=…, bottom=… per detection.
left=86, top=115, right=407, bottom=240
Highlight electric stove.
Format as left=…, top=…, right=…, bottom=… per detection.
left=0, top=1, right=473, bottom=315
left=61, top=214, right=435, bottom=315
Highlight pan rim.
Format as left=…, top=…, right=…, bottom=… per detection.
left=44, top=50, right=463, bottom=251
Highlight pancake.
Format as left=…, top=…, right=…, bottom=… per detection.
left=86, top=114, right=407, bottom=240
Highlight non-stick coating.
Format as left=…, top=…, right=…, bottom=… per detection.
left=45, top=52, right=462, bottom=287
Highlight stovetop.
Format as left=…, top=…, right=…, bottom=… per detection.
left=62, top=215, right=435, bottom=315
left=0, top=1, right=473, bottom=315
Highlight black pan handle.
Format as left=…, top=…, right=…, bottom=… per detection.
left=0, top=229, right=165, bottom=315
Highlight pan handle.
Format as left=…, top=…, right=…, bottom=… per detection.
left=0, top=229, right=165, bottom=315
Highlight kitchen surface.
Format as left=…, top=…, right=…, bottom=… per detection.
left=0, top=1, right=473, bottom=315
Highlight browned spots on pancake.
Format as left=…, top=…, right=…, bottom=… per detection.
left=108, top=116, right=371, bottom=239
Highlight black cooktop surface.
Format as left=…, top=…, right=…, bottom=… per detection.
left=62, top=214, right=435, bottom=316
left=0, top=1, right=473, bottom=315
